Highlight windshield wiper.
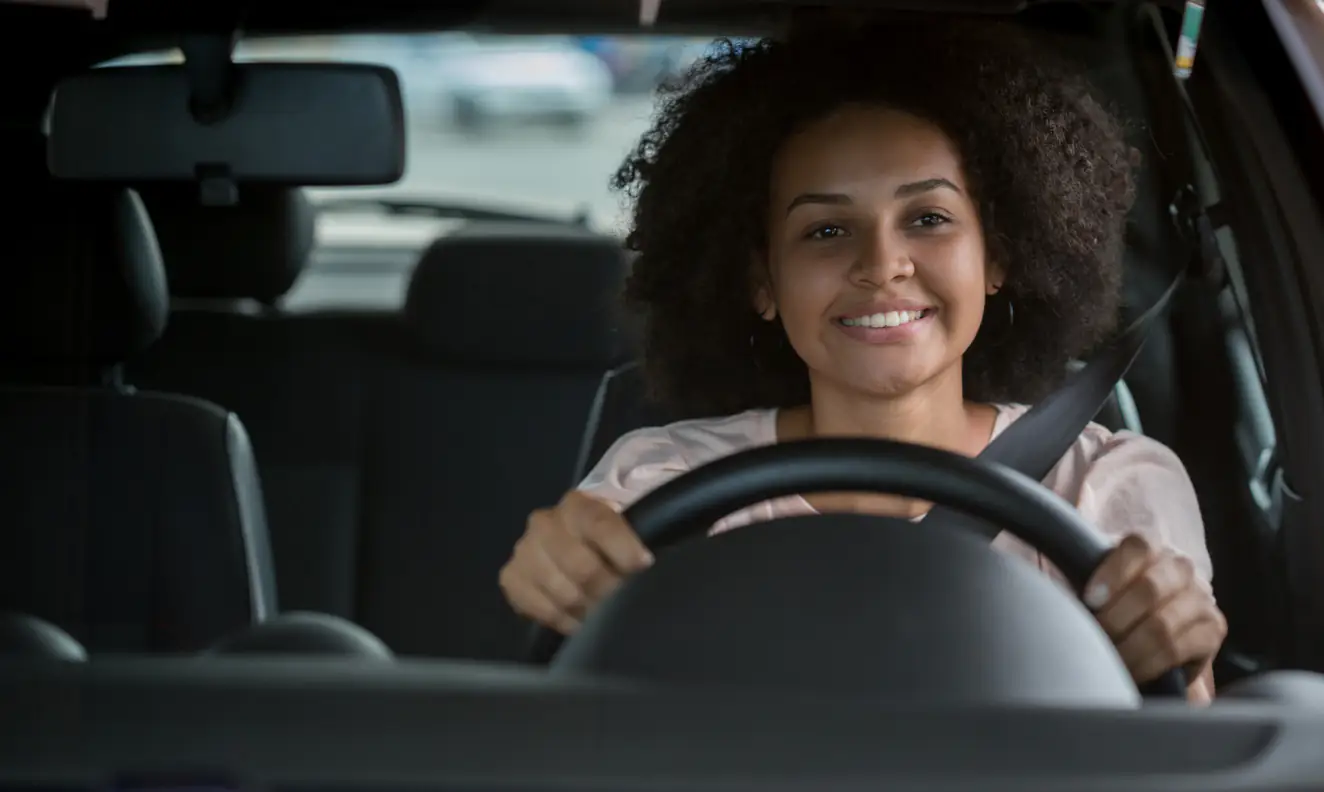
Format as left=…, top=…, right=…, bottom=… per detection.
left=314, top=196, right=592, bottom=228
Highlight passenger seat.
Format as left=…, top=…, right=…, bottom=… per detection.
left=355, top=224, right=631, bottom=659
left=130, top=187, right=368, bottom=619
left=0, top=170, right=276, bottom=652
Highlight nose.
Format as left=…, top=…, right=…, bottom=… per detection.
left=851, top=223, right=914, bottom=287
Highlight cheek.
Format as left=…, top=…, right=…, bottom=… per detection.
left=770, top=261, right=846, bottom=335
left=919, top=240, right=991, bottom=331
left=937, top=286, right=990, bottom=349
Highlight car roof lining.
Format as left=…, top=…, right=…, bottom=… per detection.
left=0, top=0, right=1189, bottom=38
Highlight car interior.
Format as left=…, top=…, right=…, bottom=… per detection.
left=4, top=0, right=1324, bottom=790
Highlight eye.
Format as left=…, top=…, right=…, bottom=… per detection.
left=806, top=223, right=848, bottom=240
left=910, top=212, right=952, bottom=229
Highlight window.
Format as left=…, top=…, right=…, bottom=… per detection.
left=101, top=34, right=735, bottom=242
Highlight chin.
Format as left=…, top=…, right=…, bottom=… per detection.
left=806, top=348, right=952, bottom=401
left=857, top=356, right=942, bottom=394
left=826, top=368, right=932, bottom=400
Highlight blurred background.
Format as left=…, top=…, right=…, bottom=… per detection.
left=99, top=33, right=751, bottom=306
left=105, top=33, right=737, bottom=233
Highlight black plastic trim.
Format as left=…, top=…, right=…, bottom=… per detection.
left=0, top=658, right=1320, bottom=792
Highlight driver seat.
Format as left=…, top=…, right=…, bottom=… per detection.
left=0, top=157, right=277, bottom=653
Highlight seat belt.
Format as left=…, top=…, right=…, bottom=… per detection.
left=929, top=1, right=1222, bottom=542
left=988, top=267, right=1183, bottom=484
left=924, top=264, right=1185, bottom=541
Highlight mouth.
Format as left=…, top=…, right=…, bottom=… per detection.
left=836, top=308, right=936, bottom=329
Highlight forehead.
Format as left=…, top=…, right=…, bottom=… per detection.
left=770, top=105, right=967, bottom=197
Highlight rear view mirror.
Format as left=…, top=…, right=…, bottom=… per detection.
left=48, top=62, right=405, bottom=187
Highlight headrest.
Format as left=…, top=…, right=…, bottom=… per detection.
left=0, top=137, right=167, bottom=376
left=138, top=187, right=315, bottom=305
left=0, top=613, right=87, bottom=661
left=404, top=225, right=631, bottom=367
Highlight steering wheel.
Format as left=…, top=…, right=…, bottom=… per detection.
left=528, top=438, right=1187, bottom=699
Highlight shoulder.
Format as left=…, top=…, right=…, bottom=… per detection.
left=577, top=409, right=777, bottom=510
left=995, top=404, right=1213, bottom=583
left=996, top=404, right=1190, bottom=503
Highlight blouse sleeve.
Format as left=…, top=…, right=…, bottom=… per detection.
left=1074, top=432, right=1214, bottom=588
left=1074, top=432, right=1218, bottom=701
left=576, top=426, right=691, bottom=511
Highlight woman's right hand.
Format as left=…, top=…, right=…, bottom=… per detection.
left=499, top=490, right=655, bottom=635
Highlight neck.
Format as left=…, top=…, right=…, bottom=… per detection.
left=784, top=365, right=996, bottom=458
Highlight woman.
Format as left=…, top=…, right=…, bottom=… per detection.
left=498, top=19, right=1227, bottom=701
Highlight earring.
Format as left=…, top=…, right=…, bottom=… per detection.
left=979, top=292, right=1016, bottom=346
left=989, top=284, right=1014, bottom=327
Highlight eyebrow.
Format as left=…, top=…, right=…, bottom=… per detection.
left=785, top=192, right=852, bottom=214
left=785, top=178, right=962, bottom=214
left=894, top=177, right=962, bottom=198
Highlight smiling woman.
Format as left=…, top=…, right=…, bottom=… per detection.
left=499, top=17, right=1225, bottom=703
left=617, top=22, right=1136, bottom=416
left=754, top=106, right=996, bottom=403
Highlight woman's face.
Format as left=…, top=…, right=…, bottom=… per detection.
left=759, top=104, right=1000, bottom=400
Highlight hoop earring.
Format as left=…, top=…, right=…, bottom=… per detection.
left=981, top=293, right=1016, bottom=346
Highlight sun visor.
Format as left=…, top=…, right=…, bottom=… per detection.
left=47, top=58, right=405, bottom=192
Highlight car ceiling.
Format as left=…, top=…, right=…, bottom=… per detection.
left=2, top=0, right=1188, bottom=36
left=0, top=0, right=1180, bottom=123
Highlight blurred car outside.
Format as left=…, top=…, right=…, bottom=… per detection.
left=335, top=33, right=613, bottom=133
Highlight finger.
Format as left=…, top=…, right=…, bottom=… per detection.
left=516, top=535, right=590, bottom=619
left=549, top=537, right=622, bottom=613
left=581, top=563, right=626, bottom=603
left=1095, top=551, right=1195, bottom=641
left=1129, top=617, right=1225, bottom=684
left=1114, top=587, right=1223, bottom=683
left=561, top=492, right=654, bottom=574
left=499, top=564, right=583, bottom=635
left=1084, top=533, right=1157, bottom=611
left=510, top=579, right=583, bottom=635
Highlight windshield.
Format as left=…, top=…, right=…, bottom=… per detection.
left=101, top=33, right=734, bottom=242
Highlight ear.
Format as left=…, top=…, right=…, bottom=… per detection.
left=751, top=252, right=778, bottom=320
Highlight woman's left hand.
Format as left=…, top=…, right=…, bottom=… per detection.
left=1084, top=534, right=1227, bottom=702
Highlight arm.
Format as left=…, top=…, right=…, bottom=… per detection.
left=501, top=425, right=688, bottom=633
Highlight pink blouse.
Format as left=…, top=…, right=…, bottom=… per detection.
left=577, top=403, right=1214, bottom=589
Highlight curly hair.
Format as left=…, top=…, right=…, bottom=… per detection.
left=612, top=17, right=1138, bottom=417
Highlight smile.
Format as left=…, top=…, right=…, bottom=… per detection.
left=834, top=308, right=936, bottom=344
left=838, top=308, right=934, bottom=328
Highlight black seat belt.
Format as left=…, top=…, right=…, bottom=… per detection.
left=926, top=263, right=1186, bottom=540
left=931, top=1, right=1221, bottom=541
left=977, top=269, right=1183, bottom=486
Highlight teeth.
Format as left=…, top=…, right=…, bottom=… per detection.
left=841, top=310, right=927, bottom=328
